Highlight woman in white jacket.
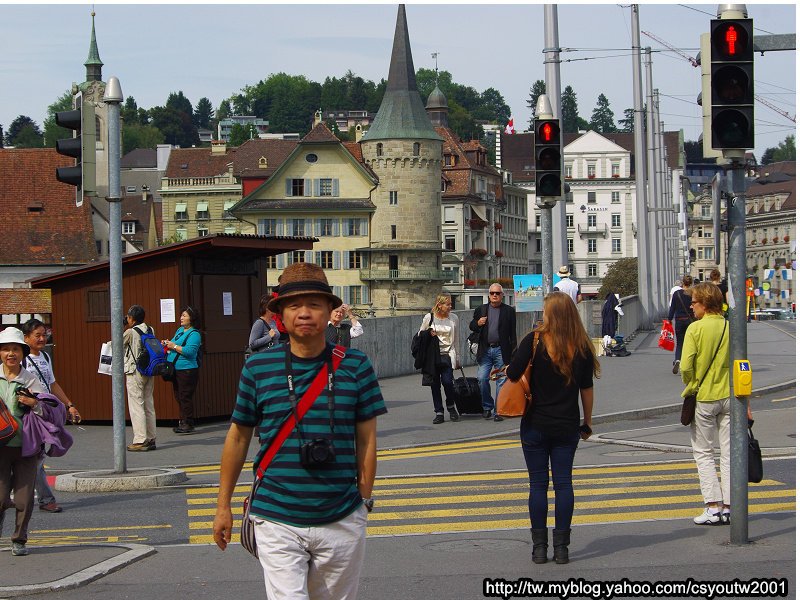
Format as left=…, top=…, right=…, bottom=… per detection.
left=419, top=294, right=461, bottom=424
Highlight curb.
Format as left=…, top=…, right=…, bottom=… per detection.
left=0, top=543, right=155, bottom=597
left=55, top=468, right=188, bottom=492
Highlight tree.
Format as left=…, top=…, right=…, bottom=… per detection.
left=121, top=96, right=141, bottom=126
left=228, top=123, right=255, bottom=147
left=166, top=91, right=194, bottom=118
left=526, top=80, right=546, bottom=129
left=761, top=135, right=796, bottom=165
left=194, top=97, right=214, bottom=129
left=561, top=86, right=582, bottom=134
left=617, top=108, right=635, bottom=133
left=475, top=87, right=510, bottom=125
left=217, top=99, right=232, bottom=121
left=684, top=140, right=716, bottom=164
left=447, top=101, right=480, bottom=142
left=43, top=90, right=73, bottom=148
left=149, top=106, right=199, bottom=148
left=597, top=257, right=638, bottom=299
left=4, top=115, right=43, bottom=147
left=589, top=93, right=617, bottom=133
left=122, top=123, right=165, bottom=154
left=416, top=68, right=453, bottom=104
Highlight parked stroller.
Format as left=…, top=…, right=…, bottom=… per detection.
left=602, top=293, right=631, bottom=357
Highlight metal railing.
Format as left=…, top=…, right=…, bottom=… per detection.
left=359, top=268, right=451, bottom=281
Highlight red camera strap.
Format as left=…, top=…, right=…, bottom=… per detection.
left=255, top=345, right=345, bottom=480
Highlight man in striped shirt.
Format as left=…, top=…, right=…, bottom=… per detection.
left=213, top=263, right=386, bottom=600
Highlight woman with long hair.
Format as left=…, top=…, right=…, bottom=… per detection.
left=418, top=293, right=461, bottom=424
left=505, top=292, right=599, bottom=564
left=163, top=306, right=202, bottom=434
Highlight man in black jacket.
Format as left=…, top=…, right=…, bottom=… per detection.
left=469, top=284, right=517, bottom=421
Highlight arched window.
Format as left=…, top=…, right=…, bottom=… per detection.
left=377, top=143, right=383, bottom=157
left=413, top=142, right=420, bottom=156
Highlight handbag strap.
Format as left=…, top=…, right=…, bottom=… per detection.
left=695, top=321, right=727, bottom=394
left=254, top=344, right=346, bottom=480
left=519, top=332, right=540, bottom=397
left=677, top=291, right=695, bottom=322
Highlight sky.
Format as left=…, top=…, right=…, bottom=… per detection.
left=1, top=2, right=796, bottom=160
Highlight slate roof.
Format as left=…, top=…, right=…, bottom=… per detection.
left=165, top=147, right=234, bottom=179
left=746, top=163, right=795, bottom=215
left=0, top=148, right=98, bottom=266
left=121, top=148, right=157, bottom=169
left=361, top=5, right=441, bottom=142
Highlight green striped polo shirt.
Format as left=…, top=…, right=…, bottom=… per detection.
left=232, top=343, right=386, bottom=527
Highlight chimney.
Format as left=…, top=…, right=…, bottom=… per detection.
left=314, top=110, right=323, bottom=126
left=355, top=124, right=363, bottom=143
left=211, top=140, right=227, bottom=154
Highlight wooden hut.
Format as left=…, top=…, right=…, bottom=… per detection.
left=29, top=234, right=315, bottom=421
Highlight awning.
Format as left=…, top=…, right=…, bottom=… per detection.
left=196, top=202, right=208, bottom=212
left=175, top=203, right=187, bottom=213
left=223, top=201, right=236, bottom=211
left=470, top=205, right=487, bottom=221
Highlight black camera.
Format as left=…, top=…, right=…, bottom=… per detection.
left=300, top=438, right=336, bottom=467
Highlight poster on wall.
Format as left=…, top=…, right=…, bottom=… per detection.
left=160, top=298, right=176, bottom=323
left=513, top=274, right=544, bottom=312
left=222, top=292, right=233, bottom=316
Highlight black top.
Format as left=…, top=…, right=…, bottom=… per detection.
left=507, top=331, right=594, bottom=436
left=325, top=323, right=352, bottom=348
left=668, top=289, right=694, bottom=321
left=468, top=303, right=517, bottom=364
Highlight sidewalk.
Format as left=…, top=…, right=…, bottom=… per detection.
left=0, top=321, right=795, bottom=597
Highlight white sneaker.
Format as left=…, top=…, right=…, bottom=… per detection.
left=693, top=507, right=721, bottom=525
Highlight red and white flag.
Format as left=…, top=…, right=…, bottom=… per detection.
left=505, top=118, right=515, bottom=135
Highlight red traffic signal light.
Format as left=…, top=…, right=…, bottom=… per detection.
left=533, top=118, right=562, bottom=199
left=710, top=20, right=751, bottom=60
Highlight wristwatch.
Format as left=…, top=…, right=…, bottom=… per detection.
left=363, top=498, right=374, bottom=513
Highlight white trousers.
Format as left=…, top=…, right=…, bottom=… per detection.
left=691, top=398, right=730, bottom=506
left=125, top=372, right=156, bottom=443
left=254, top=505, right=368, bottom=600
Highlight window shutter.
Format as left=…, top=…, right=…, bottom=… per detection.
left=362, top=285, right=370, bottom=304
left=285, top=179, right=292, bottom=196
left=361, top=252, right=369, bottom=269
left=342, top=286, right=351, bottom=304
left=304, top=179, right=312, bottom=197
left=314, top=251, right=321, bottom=265
left=343, top=251, right=350, bottom=268
left=361, top=218, right=368, bottom=235
left=333, top=251, right=341, bottom=270
left=258, top=219, right=266, bottom=235
left=305, top=250, right=313, bottom=263
left=314, top=179, right=320, bottom=196
left=333, top=286, right=341, bottom=299
left=276, top=254, right=286, bottom=269
left=333, top=219, right=340, bottom=236
left=305, top=220, right=312, bottom=236
left=276, top=220, right=284, bottom=236
left=333, top=179, right=339, bottom=197
left=314, top=219, right=321, bottom=237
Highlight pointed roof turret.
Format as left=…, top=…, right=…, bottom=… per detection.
left=361, top=5, right=441, bottom=142
left=84, top=11, right=103, bottom=83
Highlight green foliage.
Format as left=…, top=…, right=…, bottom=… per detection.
left=617, top=108, right=635, bottom=133
left=527, top=80, right=546, bottom=129
left=194, top=97, right=214, bottom=129
left=166, top=91, right=194, bottom=117
left=43, top=90, right=73, bottom=148
left=560, top=86, right=581, bottom=134
left=589, top=93, right=617, bottom=133
left=216, top=99, right=232, bottom=121
left=122, top=96, right=141, bottom=126
left=149, top=106, right=199, bottom=148
left=5, top=115, right=43, bottom=147
left=122, top=123, right=165, bottom=154
left=228, top=123, right=254, bottom=147
left=242, top=73, right=321, bottom=133
left=761, top=135, right=795, bottom=165
left=598, top=257, right=638, bottom=299
left=474, top=88, right=510, bottom=125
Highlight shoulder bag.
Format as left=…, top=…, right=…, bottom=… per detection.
left=241, top=345, right=345, bottom=558
left=161, top=328, right=193, bottom=382
left=0, top=397, right=19, bottom=447
left=496, top=332, right=540, bottom=418
left=680, top=321, right=727, bottom=426
left=747, top=420, right=763, bottom=483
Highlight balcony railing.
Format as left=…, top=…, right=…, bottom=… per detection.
left=359, top=269, right=451, bottom=281
left=577, top=224, right=609, bottom=238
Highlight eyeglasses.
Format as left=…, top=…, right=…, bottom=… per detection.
left=489, top=292, right=503, bottom=296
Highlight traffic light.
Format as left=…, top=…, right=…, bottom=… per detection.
left=533, top=118, right=562, bottom=198
left=55, top=93, right=95, bottom=207
left=709, top=17, right=754, bottom=150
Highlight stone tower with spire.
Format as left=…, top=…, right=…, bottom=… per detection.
left=360, top=5, right=446, bottom=315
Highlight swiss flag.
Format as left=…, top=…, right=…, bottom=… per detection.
left=504, top=118, right=515, bottom=134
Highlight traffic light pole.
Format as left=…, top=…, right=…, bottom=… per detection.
left=539, top=201, right=555, bottom=295
left=103, top=77, right=126, bottom=474
left=727, top=163, right=749, bottom=545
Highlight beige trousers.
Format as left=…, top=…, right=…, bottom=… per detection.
left=126, top=371, right=156, bottom=443
left=691, top=398, right=731, bottom=506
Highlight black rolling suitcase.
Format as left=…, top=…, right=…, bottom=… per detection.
left=452, top=368, right=483, bottom=414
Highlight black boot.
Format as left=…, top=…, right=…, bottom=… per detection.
left=530, top=528, right=548, bottom=564
left=553, top=529, right=571, bottom=564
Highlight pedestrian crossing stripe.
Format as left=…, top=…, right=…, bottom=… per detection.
left=184, top=462, right=796, bottom=544
left=23, top=524, right=172, bottom=547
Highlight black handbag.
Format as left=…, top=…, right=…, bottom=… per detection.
left=680, top=321, right=726, bottom=426
left=748, top=422, right=763, bottom=483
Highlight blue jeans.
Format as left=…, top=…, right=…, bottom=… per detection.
left=477, top=346, right=506, bottom=413
left=521, top=425, right=580, bottom=530
left=35, top=458, right=56, bottom=506
left=674, top=318, right=691, bottom=362
left=430, top=355, right=456, bottom=414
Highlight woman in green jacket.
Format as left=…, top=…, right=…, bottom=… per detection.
left=680, top=282, right=730, bottom=526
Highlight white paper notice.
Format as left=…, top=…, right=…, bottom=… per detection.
left=223, top=292, right=233, bottom=316
left=160, top=298, right=176, bottom=323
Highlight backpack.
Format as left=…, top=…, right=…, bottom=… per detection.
left=134, top=326, right=167, bottom=377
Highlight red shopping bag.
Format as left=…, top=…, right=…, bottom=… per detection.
left=658, top=320, right=675, bottom=352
